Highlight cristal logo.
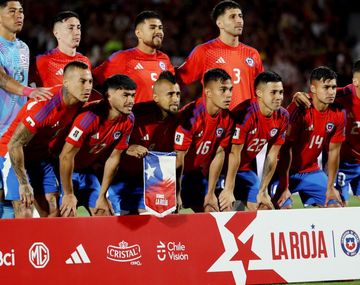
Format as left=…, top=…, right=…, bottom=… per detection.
left=107, top=241, right=142, bottom=265
left=156, top=241, right=189, bottom=262
left=29, top=242, right=50, bottom=268
left=0, top=249, right=15, bottom=266
left=271, top=229, right=328, bottom=260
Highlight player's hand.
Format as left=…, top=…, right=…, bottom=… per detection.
left=126, top=145, right=148, bottom=158
left=19, top=184, right=34, bottom=208
left=204, top=193, right=220, bottom=212
left=60, top=194, right=78, bottom=217
left=325, top=186, right=344, bottom=207
left=256, top=191, right=274, bottom=210
left=25, top=87, right=53, bottom=101
left=292, top=92, right=311, bottom=108
left=272, top=188, right=292, bottom=209
left=218, top=189, right=235, bottom=211
left=94, top=196, right=114, bottom=216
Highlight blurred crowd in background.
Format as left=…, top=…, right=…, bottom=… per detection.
left=20, top=0, right=360, bottom=105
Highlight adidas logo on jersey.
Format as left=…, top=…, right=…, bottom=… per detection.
left=65, top=244, right=91, bottom=265
left=141, top=134, right=150, bottom=141
left=134, top=63, right=144, bottom=70
left=215, top=57, right=226, bottom=64
left=56, top=68, right=64, bottom=76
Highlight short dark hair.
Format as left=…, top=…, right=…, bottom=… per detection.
left=134, top=10, right=161, bottom=28
left=353, top=60, right=360, bottom=74
left=103, top=74, right=137, bottom=94
left=63, top=60, right=89, bottom=75
left=157, top=71, right=177, bottom=85
left=310, top=66, right=337, bottom=83
left=211, top=0, right=241, bottom=22
left=53, top=11, right=79, bottom=27
left=0, top=0, right=22, bottom=8
left=203, top=68, right=231, bottom=86
left=254, top=71, right=282, bottom=89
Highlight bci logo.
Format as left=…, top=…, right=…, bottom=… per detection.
left=0, top=249, right=15, bottom=266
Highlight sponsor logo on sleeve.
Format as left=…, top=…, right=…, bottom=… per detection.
left=69, top=127, right=83, bottom=141
left=233, top=127, right=240, bottom=139
left=25, top=116, right=36, bottom=127
left=175, top=132, right=184, bottom=145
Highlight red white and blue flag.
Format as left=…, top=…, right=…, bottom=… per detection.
left=143, top=151, right=176, bottom=217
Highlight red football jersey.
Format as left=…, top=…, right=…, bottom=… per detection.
left=0, top=88, right=82, bottom=161
left=118, top=102, right=180, bottom=177
left=174, top=98, right=233, bottom=176
left=32, top=48, right=91, bottom=87
left=286, top=102, right=346, bottom=173
left=335, top=84, right=360, bottom=163
left=65, top=103, right=134, bottom=170
left=176, top=38, right=264, bottom=110
left=93, top=48, right=174, bottom=104
left=232, top=100, right=289, bottom=171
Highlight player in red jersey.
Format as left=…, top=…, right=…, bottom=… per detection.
left=59, top=74, right=136, bottom=217
left=273, top=67, right=345, bottom=208
left=176, top=0, right=263, bottom=110
left=0, top=61, right=92, bottom=218
left=293, top=60, right=360, bottom=204
left=107, top=71, right=180, bottom=215
left=221, top=71, right=289, bottom=211
left=31, top=11, right=91, bottom=88
left=175, top=68, right=233, bottom=212
left=93, top=11, right=174, bottom=104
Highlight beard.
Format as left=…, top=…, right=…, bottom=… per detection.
left=143, top=37, right=162, bottom=49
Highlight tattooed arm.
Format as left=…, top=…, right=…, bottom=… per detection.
left=0, top=67, right=52, bottom=100
left=7, top=122, right=35, bottom=207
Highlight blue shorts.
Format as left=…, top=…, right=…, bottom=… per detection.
left=181, top=171, right=208, bottom=209
left=0, top=155, right=59, bottom=201
left=271, top=170, right=337, bottom=207
left=336, top=162, right=360, bottom=200
left=60, top=172, right=100, bottom=208
left=233, top=170, right=260, bottom=203
left=108, top=177, right=144, bottom=214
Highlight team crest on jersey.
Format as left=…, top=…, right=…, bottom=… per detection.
left=233, top=127, right=240, bottom=139
left=159, top=61, right=166, bottom=71
left=216, top=128, right=224, bottom=138
left=270, top=128, right=278, bottom=137
left=326, top=122, right=335, bottom=132
left=245, top=57, right=255, bottom=67
left=113, top=131, right=122, bottom=140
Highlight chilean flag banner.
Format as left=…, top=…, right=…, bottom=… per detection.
left=143, top=151, right=176, bottom=217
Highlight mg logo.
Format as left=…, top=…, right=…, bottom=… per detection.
left=29, top=242, right=50, bottom=268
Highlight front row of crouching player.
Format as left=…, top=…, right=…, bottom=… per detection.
left=0, top=62, right=348, bottom=217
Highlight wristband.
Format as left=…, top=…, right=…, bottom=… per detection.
left=22, top=86, right=34, bottom=97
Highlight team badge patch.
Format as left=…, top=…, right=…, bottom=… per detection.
left=341, top=230, right=360, bottom=257
left=216, top=128, right=224, bottom=138
left=174, top=132, right=184, bottom=145
left=245, top=57, right=255, bottom=67
left=326, top=122, right=335, bottom=132
left=113, top=131, right=122, bottom=140
left=270, top=128, right=278, bottom=137
left=69, top=127, right=83, bottom=141
left=159, top=61, right=166, bottom=71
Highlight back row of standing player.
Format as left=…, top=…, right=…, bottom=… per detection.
left=0, top=0, right=358, bottom=218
